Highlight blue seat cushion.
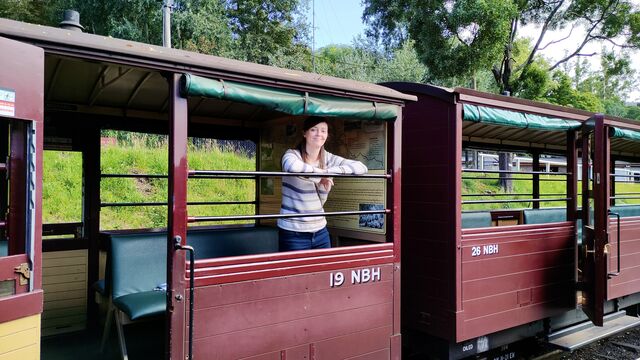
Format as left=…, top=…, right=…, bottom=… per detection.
left=113, top=291, right=166, bottom=321
left=461, top=212, right=492, bottom=229
left=523, top=208, right=566, bottom=224
left=610, top=205, right=640, bottom=218
left=0, top=240, right=6, bottom=257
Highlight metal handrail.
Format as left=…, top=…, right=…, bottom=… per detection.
left=462, top=198, right=570, bottom=205
left=188, top=170, right=390, bottom=179
left=188, top=209, right=389, bottom=223
left=101, top=173, right=167, bottom=178
left=461, top=177, right=568, bottom=182
left=100, top=201, right=256, bottom=207
left=462, top=193, right=566, bottom=197
left=462, top=169, right=570, bottom=176
left=0, top=221, right=5, bottom=228
left=609, top=196, right=640, bottom=200
left=611, top=173, right=640, bottom=178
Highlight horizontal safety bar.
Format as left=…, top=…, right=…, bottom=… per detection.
left=462, top=193, right=567, bottom=197
left=462, top=197, right=570, bottom=205
left=463, top=169, right=570, bottom=176
left=189, top=170, right=390, bottom=179
left=611, top=173, right=640, bottom=178
left=610, top=196, right=640, bottom=200
left=0, top=220, right=5, bottom=228
left=101, top=173, right=167, bottom=178
left=188, top=209, right=390, bottom=223
left=461, top=176, right=568, bottom=182
left=0, top=163, right=5, bottom=172
left=101, top=201, right=256, bottom=207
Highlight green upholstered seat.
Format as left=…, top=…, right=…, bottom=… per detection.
left=523, top=208, right=567, bottom=224
left=110, top=233, right=167, bottom=301
left=461, top=212, right=492, bottom=229
left=113, top=291, right=166, bottom=321
left=0, top=240, right=7, bottom=257
left=188, top=226, right=279, bottom=259
left=610, top=205, right=640, bottom=218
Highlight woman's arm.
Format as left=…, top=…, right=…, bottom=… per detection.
left=281, top=149, right=318, bottom=173
left=324, top=152, right=368, bottom=174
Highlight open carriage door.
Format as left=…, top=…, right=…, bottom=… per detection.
left=0, top=37, right=44, bottom=357
left=580, top=114, right=608, bottom=326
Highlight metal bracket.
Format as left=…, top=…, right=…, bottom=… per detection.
left=14, top=263, right=30, bottom=286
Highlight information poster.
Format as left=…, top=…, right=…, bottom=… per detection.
left=259, top=118, right=387, bottom=234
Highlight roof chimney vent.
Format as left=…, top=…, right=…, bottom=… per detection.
left=59, top=10, right=84, bottom=31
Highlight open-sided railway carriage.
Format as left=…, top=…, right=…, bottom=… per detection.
left=0, top=19, right=414, bottom=359
left=384, top=82, right=640, bottom=359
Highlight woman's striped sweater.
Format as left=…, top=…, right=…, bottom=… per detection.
left=277, top=149, right=368, bottom=232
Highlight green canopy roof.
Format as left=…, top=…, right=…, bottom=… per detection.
left=463, top=104, right=582, bottom=131
left=181, top=73, right=399, bottom=120
left=610, top=127, right=640, bottom=142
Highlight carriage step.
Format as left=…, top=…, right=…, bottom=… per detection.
left=546, top=311, right=640, bottom=351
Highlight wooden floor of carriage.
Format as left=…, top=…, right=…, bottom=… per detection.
left=41, top=319, right=164, bottom=360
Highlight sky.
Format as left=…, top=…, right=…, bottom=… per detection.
left=308, top=0, right=640, bottom=102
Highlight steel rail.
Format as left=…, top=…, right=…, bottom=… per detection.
left=100, top=201, right=256, bottom=207
left=462, top=197, right=570, bottom=205
left=462, top=193, right=567, bottom=197
left=462, top=176, right=568, bottom=182
left=188, top=170, right=391, bottom=179
left=188, top=209, right=389, bottom=223
left=462, top=169, right=570, bottom=176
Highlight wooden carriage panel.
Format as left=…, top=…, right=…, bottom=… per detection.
left=400, top=93, right=459, bottom=341
left=188, top=264, right=394, bottom=360
left=458, top=223, right=575, bottom=341
left=608, top=217, right=640, bottom=299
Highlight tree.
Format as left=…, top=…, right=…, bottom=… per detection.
left=224, top=0, right=307, bottom=64
left=363, top=0, right=640, bottom=96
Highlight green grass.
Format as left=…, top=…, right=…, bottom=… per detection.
left=43, top=137, right=256, bottom=230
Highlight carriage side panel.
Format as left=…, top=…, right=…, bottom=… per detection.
left=608, top=217, right=640, bottom=300
left=459, top=223, right=575, bottom=341
left=401, top=93, right=458, bottom=341
left=188, top=247, right=396, bottom=359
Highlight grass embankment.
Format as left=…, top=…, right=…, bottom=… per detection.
left=43, top=140, right=255, bottom=229
left=462, top=174, right=640, bottom=211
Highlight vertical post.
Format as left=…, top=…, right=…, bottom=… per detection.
left=610, top=158, right=616, bottom=207
left=83, top=125, right=101, bottom=328
left=582, top=133, right=591, bottom=227
left=0, top=122, right=8, bottom=242
left=389, top=108, right=402, bottom=360
left=167, top=73, right=188, bottom=359
left=532, top=151, right=540, bottom=209
left=567, top=131, right=578, bottom=222
left=162, top=0, right=173, bottom=48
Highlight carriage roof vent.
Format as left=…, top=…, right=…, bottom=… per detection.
left=59, top=10, right=84, bottom=32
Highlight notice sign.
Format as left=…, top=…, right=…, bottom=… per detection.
left=0, top=88, right=16, bottom=117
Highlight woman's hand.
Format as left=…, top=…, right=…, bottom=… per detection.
left=319, top=177, right=334, bottom=191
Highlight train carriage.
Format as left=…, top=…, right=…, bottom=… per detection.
left=0, top=18, right=414, bottom=360
left=384, top=82, right=640, bottom=359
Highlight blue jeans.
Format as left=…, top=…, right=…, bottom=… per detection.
left=279, top=227, right=331, bottom=251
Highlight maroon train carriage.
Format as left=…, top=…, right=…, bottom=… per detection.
left=0, top=18, right=415, bottom=360
left=383, top=82, right=640, bottom=359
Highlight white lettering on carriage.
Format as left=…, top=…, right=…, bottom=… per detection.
left=330, top=267, right=381, bottom=287
left=471, top=244, right=499, bottom=257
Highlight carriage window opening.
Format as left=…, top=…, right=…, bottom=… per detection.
left=461, top=148, right=570, bottom=226
left=99, top=130, right=258, bottom=230
left=186, top=137, right=256, bottom=227
left=611, top=160, right=640, bottom=207
left=42, top=151, right=83, bottom=240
